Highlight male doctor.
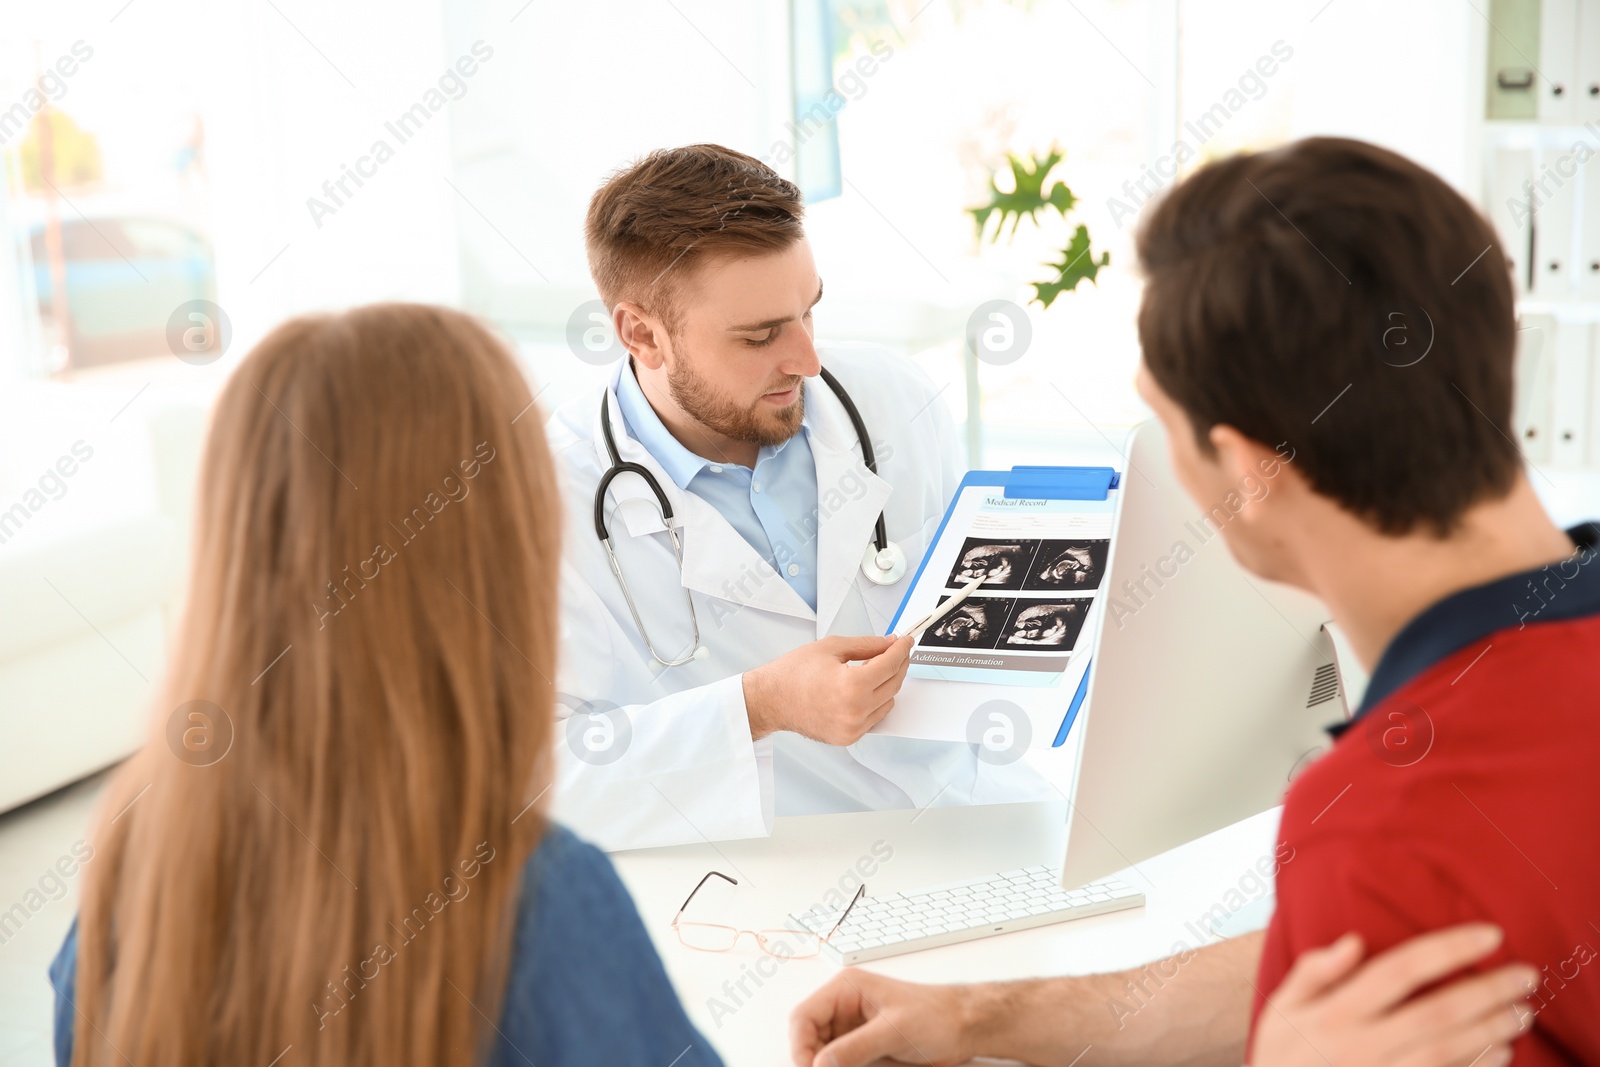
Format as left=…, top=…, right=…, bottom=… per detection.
left=546, top=144, right=1042, bottom=851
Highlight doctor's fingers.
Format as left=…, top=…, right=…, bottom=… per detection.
left=856, top=633, right=916, bottom=687
left=862, top=696, right=897, bottom=732
left=869, top=650, right=913, bottom=704
left=819, top=633, right=899, bottom=664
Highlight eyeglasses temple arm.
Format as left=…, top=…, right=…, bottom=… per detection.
left=824, top=884, right=868, bottom=942
left=673, top=870, right=738, bottom=923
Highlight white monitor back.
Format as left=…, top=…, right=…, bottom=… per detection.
left=1061, top=420, right=1348, bottom=889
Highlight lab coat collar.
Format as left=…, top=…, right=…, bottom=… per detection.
left=803, top=373, right=894, bottom=635
left=590, top=360, right=894, bottom=630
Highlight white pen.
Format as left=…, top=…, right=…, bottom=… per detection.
left=897, top=575, right=989, bottom=639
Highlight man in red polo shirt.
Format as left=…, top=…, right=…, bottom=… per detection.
left=789, top=136, right=1570, bottom=1067
left=1129, top=137, right=1598, bottom=1065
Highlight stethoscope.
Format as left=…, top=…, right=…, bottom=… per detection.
left=595, top=365, right=908, bottom=667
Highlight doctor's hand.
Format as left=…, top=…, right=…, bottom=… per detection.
left=743, top=634, right=913, bottom=745
left=1252, top=925, right=1536, bottom=1067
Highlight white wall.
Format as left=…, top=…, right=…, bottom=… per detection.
left=442, top=0, right=791, bottom=330
left=1287, top=0, right=1476, bottom=191
left=197, top=0, right=463, bottom=351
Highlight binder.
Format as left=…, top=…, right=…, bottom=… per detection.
left=1486, top=0, right=1542, bottom=120
left=1580, top=162, right=1600, bottom=298
left=887, top=464, right=1121, bottom=629
left=876, top=465, right=1120, bottom=750
left=1532, top=152, right=1577, bottom=298
left=888, top=465, right=1121, bottom=626
left=1542, top=0, right=1580, bottom=123
left=1515, top=313, right=1557, bottom=463
left=1589, top=327, right=1600, bottom=467
left=1489, top=148, right=1534, bottom=295
left=1055, top=656, right=1092, bottom=747
left=1552, top=320, right=1593, bottom=464
left=1582, top=0, right=1600, bottom=122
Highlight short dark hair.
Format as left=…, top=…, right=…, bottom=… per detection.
left=585, top=144, right=805, bottom=328
left=1135, top=136, right=1521, bottom=536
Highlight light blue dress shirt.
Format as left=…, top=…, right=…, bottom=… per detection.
left=615, top=363, right=820, bottom=611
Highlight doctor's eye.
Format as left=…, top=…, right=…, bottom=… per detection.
left=744, top=329, right=778, bottom=348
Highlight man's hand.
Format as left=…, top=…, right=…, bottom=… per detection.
left=1252, top=925, right=1536, bottom=1067
left=789, top=969, right=974, bottom=1067
left=744, top=634, right=913, bottom=744
left=788, top=925, right=1537, bottom=1067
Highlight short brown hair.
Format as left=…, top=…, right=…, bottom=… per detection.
left=585, top=144, right=805, bottom=327
left=1136, top=136, right=1521, bottom=536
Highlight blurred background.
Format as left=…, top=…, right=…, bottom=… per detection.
left=1, top=0, right=1595, bottom=831
left=8, top=3, right=1600, bottom=1060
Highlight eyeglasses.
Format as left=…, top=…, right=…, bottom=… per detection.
left=671, top=870, right=865, bottom=959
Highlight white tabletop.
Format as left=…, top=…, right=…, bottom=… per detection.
left=611, top=800, right=1282, bottom=1067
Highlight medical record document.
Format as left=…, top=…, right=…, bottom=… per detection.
left=893, top=487, right=1112, bottom=689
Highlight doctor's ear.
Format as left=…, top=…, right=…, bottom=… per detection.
left=614, top=301, right=670, bottom=370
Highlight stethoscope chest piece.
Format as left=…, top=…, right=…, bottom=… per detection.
left=862, top=541, right=907, bottom=585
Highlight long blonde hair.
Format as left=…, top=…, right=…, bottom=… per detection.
left=72, top=304, right=559, bottom=1066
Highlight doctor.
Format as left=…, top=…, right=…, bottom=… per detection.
left=546, top=144, right=1042, bottom=851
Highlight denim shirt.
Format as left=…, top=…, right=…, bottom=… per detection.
left=50, top=823, right=723, bottom=1067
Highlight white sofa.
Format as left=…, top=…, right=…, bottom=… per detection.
left=0, top=400, right=201, bottom=813
left=0, top=515, right=183, bottom=811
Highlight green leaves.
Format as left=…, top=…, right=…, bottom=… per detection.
left=969, top=146, right=1109, bottom=308
left=971, top=148, right=1078, bottom=242
left=1033, top=225, right=1111, bottom=308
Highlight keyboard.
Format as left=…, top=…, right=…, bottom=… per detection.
left=791, top=866, right=1145, bottom=964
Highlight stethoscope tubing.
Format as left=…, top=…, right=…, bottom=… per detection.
left=594, top=365, right=900, bottom=666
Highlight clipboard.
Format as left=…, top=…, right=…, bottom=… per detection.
left=871, top=466, right=1120, bottom=750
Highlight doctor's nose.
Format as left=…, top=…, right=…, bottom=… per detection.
left=778, top=331, right=822, bottom=379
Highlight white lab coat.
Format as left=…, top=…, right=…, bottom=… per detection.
left=546, top=342, right=1048, bottom=851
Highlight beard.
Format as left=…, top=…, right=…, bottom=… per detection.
left=666, top=353, right=805, bottom=449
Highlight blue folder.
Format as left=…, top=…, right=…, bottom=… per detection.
left=887, top=465, right=1121, bottom=748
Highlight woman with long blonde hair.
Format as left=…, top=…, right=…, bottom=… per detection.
left=50, top=304, right=723, bottom=1067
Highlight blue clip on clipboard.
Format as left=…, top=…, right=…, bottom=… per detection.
left=887, top=465, right=1120, bottom=749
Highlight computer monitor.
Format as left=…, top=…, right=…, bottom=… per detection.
left=1060, top=419, right=1355, bottom=890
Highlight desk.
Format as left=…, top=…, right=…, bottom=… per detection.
left=611, top=801, right=1282, bottom=1066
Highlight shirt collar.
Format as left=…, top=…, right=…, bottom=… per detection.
left=613, top=360, right=810, bottom=489
left=1341, top=521, right=1600, bottom=728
